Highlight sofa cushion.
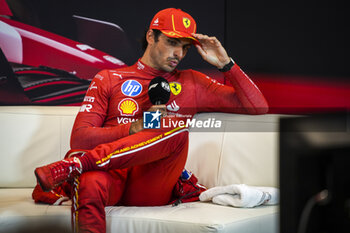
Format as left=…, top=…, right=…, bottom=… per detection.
left=106, top=202, right=278, bottom=233
left=0, top=188, right=71, bottom=233
left=0, top=188, right=278, bottom=233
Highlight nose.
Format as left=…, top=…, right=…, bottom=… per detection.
left=173, top=47, right=183, bottom=60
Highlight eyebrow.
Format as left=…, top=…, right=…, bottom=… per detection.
left=167, top=37, right=181, bottom=44
left=168, top=37, right=192, bottom=47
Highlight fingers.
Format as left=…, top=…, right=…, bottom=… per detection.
left=192, top=33, right=222, bottom=46
left=195, top=44, right=207, bottom=57
left=193, top=33, right=213, bottom=40
left=129, top=119, right=143, bottom=135
left=147, top=105, right=167, bottom=116
left=193, top=33, right=219, bottom=58
left=147, top=104, right=166, bottom=112
left=192, top=33, right=230, bottom=68
left=130, top=105, right=167, bottom=134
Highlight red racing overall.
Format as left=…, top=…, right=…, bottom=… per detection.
left=69, top=59, right=268, bottom=233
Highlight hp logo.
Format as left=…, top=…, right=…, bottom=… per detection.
left=121, top=80, right=142, bottom=97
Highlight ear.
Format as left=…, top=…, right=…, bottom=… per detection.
left=146, top=29, right=155, bottom=46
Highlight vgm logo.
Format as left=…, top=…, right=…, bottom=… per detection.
left=121, top=80, right=142, bottom=97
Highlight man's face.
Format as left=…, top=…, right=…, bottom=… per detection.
left=148, top=32, right=192, bottom=72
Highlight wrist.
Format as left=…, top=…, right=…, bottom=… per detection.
left=129, top=119, right=143, bottom=135
left=218, top=57, right=235, bottom=72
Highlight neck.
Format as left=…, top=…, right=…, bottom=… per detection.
left=140, top=48, right=157, bottom=70
left=136, top=59, right=173, bottom=78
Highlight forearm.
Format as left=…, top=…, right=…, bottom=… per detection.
left=192, top=33, right=268, bottom=114
left=71, top=106, right=166, bottom=149
left=224, top=63, right=269, bottom=114
left=70, top=117, right=132, bottom=150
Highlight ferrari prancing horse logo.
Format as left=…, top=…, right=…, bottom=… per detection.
left=183, top=18, right=191, bottom=28
left=170, top=82, right=182, bottom=95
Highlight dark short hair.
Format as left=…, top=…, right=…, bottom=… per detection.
left=141, top=29, right=162, bottom=51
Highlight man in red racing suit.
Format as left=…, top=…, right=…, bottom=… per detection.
left=34, top=8, right=269, bottom=233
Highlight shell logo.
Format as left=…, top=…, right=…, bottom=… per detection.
left=118, top=98, right=139, bottom=116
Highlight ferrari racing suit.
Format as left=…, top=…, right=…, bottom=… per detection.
left=69, top=59, right=268, bottom=233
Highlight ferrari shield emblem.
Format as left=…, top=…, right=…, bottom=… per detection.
left=170, top=82, right=182, bottom=95
left=183, top=18, right=191, bottom=28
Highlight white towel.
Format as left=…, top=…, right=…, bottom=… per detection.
left=199, top=184, right=279, bottom=208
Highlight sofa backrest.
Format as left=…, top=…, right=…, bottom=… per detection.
left=0, top=106, right=280, bottom=188
left=0, top=106, right=78, bottom=188
left=186, top=113, right=279, bottom=188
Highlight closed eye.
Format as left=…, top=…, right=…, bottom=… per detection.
left=183, top=45, right=191, bottom=52
left=167, top=39, right=178, bottom=46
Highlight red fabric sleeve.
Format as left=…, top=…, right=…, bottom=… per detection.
left=70, top=70, right=131, bottom=150
left=0, top=0, right=12, bottom=16
left=194, top=64, right=269, bottom=114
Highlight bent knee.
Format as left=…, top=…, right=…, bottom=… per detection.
left=174, top=128, right=189, bottom=141
left=167, top=128, right=189, bottom=152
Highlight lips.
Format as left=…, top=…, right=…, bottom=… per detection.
left=169, top=60, right=178, bottom=67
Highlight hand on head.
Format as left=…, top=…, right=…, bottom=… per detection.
left=192, top=33, right=231, bottom=69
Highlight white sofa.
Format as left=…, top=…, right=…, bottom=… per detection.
left=0, top=106, right=280, bottom=233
